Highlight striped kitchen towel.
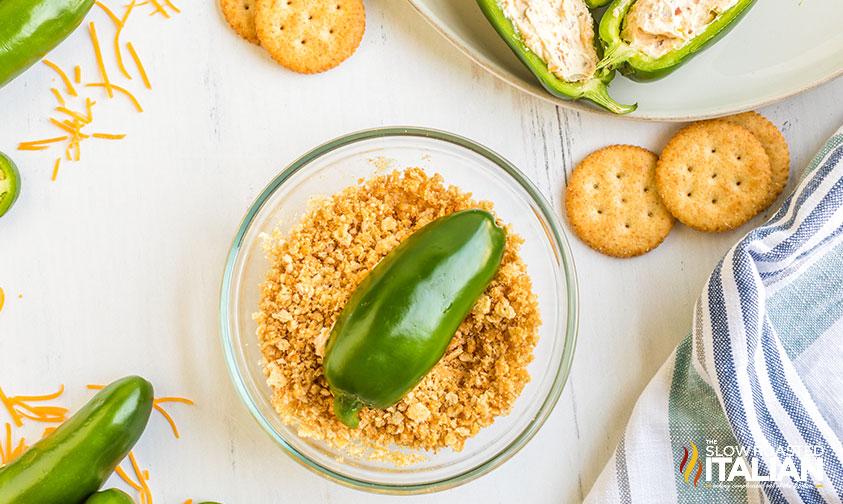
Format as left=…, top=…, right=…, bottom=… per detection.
left=585, top=126, right=843, bottom=504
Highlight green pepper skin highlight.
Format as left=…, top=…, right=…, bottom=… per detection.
left=83, top=489, right=135, bottom=504
left=0, top=152, right=20, bottom=218
left=0, top=376, right=154, bottom=504
left=597, top=0, right=757, bottom=81
left=0, top=0, right=95, bottom=88
left=476, top=0, right=636, bottom=114
left=323, top=209, right=506, bottom=428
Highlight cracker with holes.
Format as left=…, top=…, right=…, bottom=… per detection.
left=566, top=145, right=674, bottom=258
left=656, top=121, right=771, bottom=233
left=718, top=111, right=790, bottom=210
left=222, top=0, right=260, bottom=45
left=255, top=0, right=365, bottom=74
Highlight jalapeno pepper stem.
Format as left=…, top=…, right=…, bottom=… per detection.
left=596, top=43, right=637, bottom=72
left=582, top=78, right=637, bottom=115
left=333, top=393, right=364, bottom=429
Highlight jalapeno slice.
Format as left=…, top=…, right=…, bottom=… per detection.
left=0, top=152, right=20, bottom=218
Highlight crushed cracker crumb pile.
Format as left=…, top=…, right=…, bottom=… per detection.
left=255, top=168, right=541, bottom=463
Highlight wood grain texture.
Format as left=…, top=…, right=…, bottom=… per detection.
left=0, top=1, right=841, bottom=502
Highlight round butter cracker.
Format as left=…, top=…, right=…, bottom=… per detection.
left=566, top=145, right=674, bottom=258
left=255, top=0, right=365, bottom=74
left=221, top=0, right=260, bottom=45
left=656, top=120, right=772, bottom=233
left=719, top=111, right=790, bottom=209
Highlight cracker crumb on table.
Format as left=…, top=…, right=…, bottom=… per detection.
left=254, top=167, right=541, bottom=464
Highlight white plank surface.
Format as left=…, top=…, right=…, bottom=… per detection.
left=0, top=1, right=841, bottom=502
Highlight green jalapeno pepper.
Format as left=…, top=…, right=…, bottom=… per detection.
left=83, top=489, right=135, bottom=504
left=597, top=0, right=757, bottom=81
left=584, top=0, right=612, bottom=7
left=323, top=209, right=506, bottom=428
left=0, top=152, right=20, bottom=218
left=476, top=0, right=636, bottom=114
left=0, top=376, right=154, bottom=504
left=0, top=0, right=95, bottom=88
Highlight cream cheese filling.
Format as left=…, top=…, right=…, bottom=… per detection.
left=500, top=0, right=599, bottom=82
left=621, top=0, right=740, bottom=59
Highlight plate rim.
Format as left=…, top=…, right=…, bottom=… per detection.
left=406, top=0, right=843, bottom=122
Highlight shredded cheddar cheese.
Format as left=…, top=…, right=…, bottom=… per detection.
left=49, top=118, right=90, bottom=138
left=154, top=397, right=194, bottom=405
left=0, top=384, right=67, bottom=427
left=114, top=2, right=137, bottom=80
left=21, top=0, right=182, bottom=177
left=152, top=403, right=181, bottom=438
left=126, top=42, right=151, bottom=89
left=86, top=83, right=143, bottom=112
left=153, top=396, right=194, bottom=438
left=88, top=22, right=114, bottom=98
left=164, top=0, right=181, bottom=13
left=50, top=87, right=66, bottom=106
left=148, top=0, right=169, bottom=18
left=86, top=98, right=95, bottom=122
left=42, top=60, right=77, bottom=97
left=0, top=287, right=4, bottom=313
left=129, top=451, right=153, bottom=504
left=116, top=464, right=145, bottom=491
left=95, top=1, right=122, bottom=26
left=1, top=423, right=28, bottom=466
left=57, top=106, right=92, bottom=124
left=19, top=136, right=70, bottom=147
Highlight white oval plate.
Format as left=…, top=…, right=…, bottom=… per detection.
left=407, top=0, right=843, bottom=121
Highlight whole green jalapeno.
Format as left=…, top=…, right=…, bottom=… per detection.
left=323, top=209, right=506, bottom=428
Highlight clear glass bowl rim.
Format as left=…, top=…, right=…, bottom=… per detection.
left=219, top=126, right=580, bottom=494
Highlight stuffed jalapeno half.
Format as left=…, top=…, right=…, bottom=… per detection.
left=597, top=0, right=757, bottom=81
left=477, top=0, right=636, bottom=114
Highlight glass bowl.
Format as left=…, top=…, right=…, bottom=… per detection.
left=219, top=127, right=578, bottom=494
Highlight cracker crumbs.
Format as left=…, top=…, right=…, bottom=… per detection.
left=254, top=167, right=541, bottom=464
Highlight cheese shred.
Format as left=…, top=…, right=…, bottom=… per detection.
left=52, top=157, right=61, bottom=181
left=1, top=423, right=28, bottom=466
left=74, top=65, right=81, bottom=84
left=50, top=87, right=66, bottom=106
left=115, top=465, right=145, bottom=491
left=114, top=1, right=137, bottom=80
left=57, top=106, right=92, bottom=124
left=0, top=287, right=4, bottom=313
left=126, top=42, right=151, bottom=89
left=152, top=403, right=181, bottom=438
left=86, top=83, right=144, bottom=112
left=42, top=60, right=77, bottom=97
left=148, top=0, right=170, bottom=17
left=92, top=133, right=127, bottom=139
left=129, top=451, right=153, bottom=504
left=95, top=0, right=122, bottom=26
left=88, top=22, right=114, bottom=98
left=0, top=384, right=68, bottom=428
left=164, top=0, right=181, bottom=13
left=18, top=137, right=69, bottom=149
left=49, top=118, right=90, bottom=138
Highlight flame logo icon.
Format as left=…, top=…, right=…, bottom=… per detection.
left=679, top=441, right=703, bottom=487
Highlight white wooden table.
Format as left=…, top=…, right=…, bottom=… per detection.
left=1, top=1, right=841, bottom=502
